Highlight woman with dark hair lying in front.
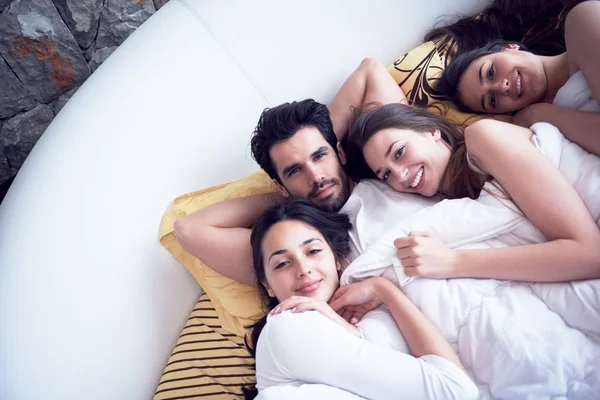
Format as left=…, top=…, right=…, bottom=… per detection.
left=241, top=200, right=477, bottom=400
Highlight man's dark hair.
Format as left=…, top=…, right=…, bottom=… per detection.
left=250, top=99, right=338, bottom=184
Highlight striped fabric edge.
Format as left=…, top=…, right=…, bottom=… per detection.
left=154, top=294, right=256, bottom=400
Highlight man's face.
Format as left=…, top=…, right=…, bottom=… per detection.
left=269, top=126, right=351, bottom=212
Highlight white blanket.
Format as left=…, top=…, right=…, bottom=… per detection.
left=341, top=122, right=600, bottom=399
left=553, top=70, right=600, bottom=113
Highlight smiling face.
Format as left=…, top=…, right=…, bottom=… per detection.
left=458, top=45, right=548, bottom=113
left=260, top=219, right=340, bottom=303
left=269, top=126, right=351, bottom=212
left=362, top=127, right=451, bottom=197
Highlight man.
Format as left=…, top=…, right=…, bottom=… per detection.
left=249, top=99, right=353, bottom=213
left=175, top=99, right=353, bottom=285
left=174, top=59, right=435, bottom=285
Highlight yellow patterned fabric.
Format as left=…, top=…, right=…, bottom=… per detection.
left=154, top=294, right=255, bottom=400
left=159, top=170, right=276, bottom=337
left=387, top=38, right=512, bottom=126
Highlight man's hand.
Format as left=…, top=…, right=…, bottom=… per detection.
left=329, top=278, right=383, bottom=324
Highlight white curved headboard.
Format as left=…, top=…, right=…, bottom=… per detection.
left=0, top=0, right=487, bottom=398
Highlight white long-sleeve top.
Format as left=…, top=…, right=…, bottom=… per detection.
left=255, top=310, right=478, bottom=400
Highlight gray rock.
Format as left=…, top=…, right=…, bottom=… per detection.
left=0, top=55, right=37, bottom=119
left=0, top=149, right=12, bottom=186
left=53, top=0, right=103, bottom=50
left=82, top=43, right=95, bottom=61
left=0, top=119, right=11, bottom=186
left=0, top=104, right=53, bottom=172
left=51, top=85, right=79, bottom=115
left=0, top=0, right=91, bottom=104
left=0, top=0, right=14, bottom=12
left=88, top=46, right=117, bottom=72
left=154, top=0, right=169, bottom=10
left=96, top=0, right=155, bottom=49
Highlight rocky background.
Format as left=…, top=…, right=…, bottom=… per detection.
left=0, top=0, right=168, bottom=201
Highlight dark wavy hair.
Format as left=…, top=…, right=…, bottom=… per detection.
left=345, top=103, right=489, bottom=200
left=427, top=0, right=586, bottom=112
left=250, top=99, right=339, bottom=184
left=242, top=200, right=352, bottom=399
left=426, top=0, right=585, bottom=58
left=436, top=39, right=528, bottom=111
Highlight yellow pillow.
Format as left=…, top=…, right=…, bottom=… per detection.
left=387, top=39, right=512, bottom=126
left=159, top=170, right=276, bottom=337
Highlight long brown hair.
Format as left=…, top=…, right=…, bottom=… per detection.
left=426, top=0, right=587, bottom=111
left=425, top=0, right=586, bottom=59
left=344, top=103, right=489, bottom=199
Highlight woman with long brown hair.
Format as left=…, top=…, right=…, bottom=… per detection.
left=435, top=1, right=600, bottom=156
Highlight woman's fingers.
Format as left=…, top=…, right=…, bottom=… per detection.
left=404, top=266, right=421, bottom=277
left=409, top=231, right=431, bottom=237
left=400, top=257, right=417, bottom=268
left=395, top=236, right=420, bottom=260
left=291, top=302, right=320, bottom=313
left=270, top=296, right=308, bottom=315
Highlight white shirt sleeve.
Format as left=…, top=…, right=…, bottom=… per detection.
left=255, top=310, right=478, bottom=400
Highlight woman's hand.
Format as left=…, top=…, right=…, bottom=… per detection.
left=270, top=296, right=337, bottom=319
left=394, top=232, right=458, bottom=279
left=328, top=278, right=385, bottom=324
left=270, top=296, right=360, bottom=336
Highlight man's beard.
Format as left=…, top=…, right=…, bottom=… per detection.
left=306, top=167, right=351, bottom=212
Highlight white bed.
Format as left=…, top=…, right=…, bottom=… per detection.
left=0, top=0, right=489, bottom=398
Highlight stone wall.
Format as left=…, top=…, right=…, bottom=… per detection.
left=0, top=0, right=167, bottom=187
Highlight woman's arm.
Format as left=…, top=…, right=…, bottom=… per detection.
left=513, top=2, right=600, bottom=156
left=173, top=193, right=281, bottom=285
left=341, top=195, right=525, bottom=285
left=330, top=277, right=465, bottom=370
left=562, top=1, right=600, bottom=155
left=329, top=57, right=407, bottom=141
left=260, top=299, right=477, bottom=399
left=513, top=104, right=600, bottom=156
left=458, top=119, right=600, bottom=282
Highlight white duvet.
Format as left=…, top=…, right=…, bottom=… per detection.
left=341, top=122, right=600, bottom=399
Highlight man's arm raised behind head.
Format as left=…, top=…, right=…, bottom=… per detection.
left=173, top=193, right=281, bottom=285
